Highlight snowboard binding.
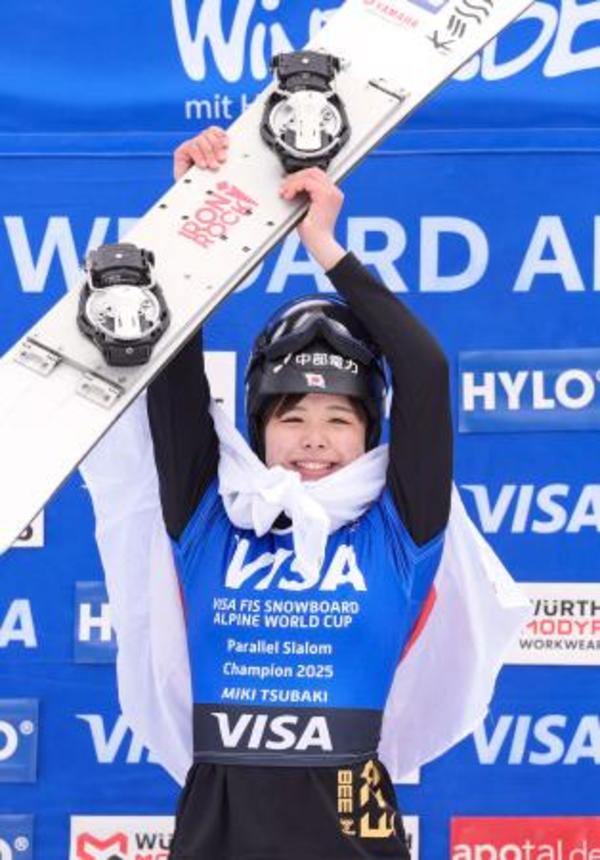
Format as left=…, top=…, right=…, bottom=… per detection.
left=77, top=243, right=170, bottom=367
left=261, top=50, right=351, bottom=173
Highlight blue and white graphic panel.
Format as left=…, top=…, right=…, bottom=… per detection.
left=0, top=816, right=34, bottom=860
left=459, top=349, right=600, bottom=432
left=0, top=700, right=38, bottom=783
left=74, top=583, right=116, bottom=665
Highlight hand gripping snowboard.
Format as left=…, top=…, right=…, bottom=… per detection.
left=0, top=0, right=533, bottom=554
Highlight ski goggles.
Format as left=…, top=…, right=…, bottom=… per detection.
left=260, top=306, right=378, bottom=367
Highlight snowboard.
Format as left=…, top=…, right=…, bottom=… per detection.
left=0, top=0, right=533, bottom=554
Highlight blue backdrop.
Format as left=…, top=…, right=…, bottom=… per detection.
left=1, top=2, right=599, bottom=859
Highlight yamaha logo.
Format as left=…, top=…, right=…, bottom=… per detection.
left=362, top=0, right=421, bottom=28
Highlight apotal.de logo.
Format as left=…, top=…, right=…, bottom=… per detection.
left=451, top=817, right=600, bottom=859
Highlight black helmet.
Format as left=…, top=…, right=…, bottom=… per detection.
left=245, top=296, right=387, bottom=456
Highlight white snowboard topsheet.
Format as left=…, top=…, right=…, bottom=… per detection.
left=0, top=0, right=534, bottom=553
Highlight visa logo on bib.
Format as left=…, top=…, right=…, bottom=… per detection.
left=459, top=349, right=600, bottom=432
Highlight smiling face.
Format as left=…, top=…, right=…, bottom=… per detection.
left=263, top=392, right=367, bottom=480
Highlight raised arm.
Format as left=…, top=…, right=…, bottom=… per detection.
left=146, top=128, right=231, bottom=539
left=146, top=333, right=219, bottom=540
left=281, top=168, right=452, bottom=546
left=328, top=254, right=452, bottom=545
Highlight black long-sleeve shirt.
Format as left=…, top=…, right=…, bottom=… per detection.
left=147, top=252, right=452, bottom=546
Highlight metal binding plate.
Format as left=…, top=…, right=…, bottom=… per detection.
left=76, top=373, right=123, bottom=408
left=15, top=338, right=62, bottom=377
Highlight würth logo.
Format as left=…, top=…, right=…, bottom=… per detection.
left=76, top=832, right=127, bottom=860
left=179, top=182, right=258, bottom=249
left=70, top=818, right=174, bottom=860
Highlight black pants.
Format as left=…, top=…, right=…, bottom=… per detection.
left=169, top=758, right=411, bottom=860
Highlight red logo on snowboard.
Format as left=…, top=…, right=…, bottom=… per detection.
left=362, top=0, right=419, bottom=29
left=179, top=182, right=259, bottom=249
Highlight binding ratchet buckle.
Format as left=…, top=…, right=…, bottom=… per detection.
left=261, top=50, right=351, bottom=173
left=77, top=243, right=170, bottom=367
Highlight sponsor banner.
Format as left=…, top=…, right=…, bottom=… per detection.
left=74, top=583, right=116, bottom=664
left=461, top=484, right=600, bottom=535
left=12, top=514, right=44, bottom=550
left=75, top=713, right=159, bottom=767
left=459, top=350, right=600, bottom=433
left=0, top=815, right=34, bottom=860
left=0, top=701, right=38, bottom=784
left=3, top=209, right=600, bottom=303
left=451, top=817, right=600, bottom=859
left=507, top=583, right=600, bottom=665
left=69, top=813, right=416, bottom=859
left=472, top=713, right=600, bottom=766
left=3, top=0, right=600, bottom=134
left=0, top=600, right=37, bottom=651
left=69, top=816, right=173, bottom=860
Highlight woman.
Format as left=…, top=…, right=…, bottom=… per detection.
left=147, top=127, right=451, bottom=859
left=82, top=127, right=527, bottom=860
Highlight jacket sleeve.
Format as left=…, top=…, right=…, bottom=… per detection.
left=327, top=253, right=452, bottom=546
left=146, top=331, right=219, bottom=540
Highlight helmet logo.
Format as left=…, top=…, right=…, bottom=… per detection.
left=295, top=352, right=359, bottom=375
left=272, top=353, right=293, bottom=374
left=304, top=373, right=326, bottom=389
